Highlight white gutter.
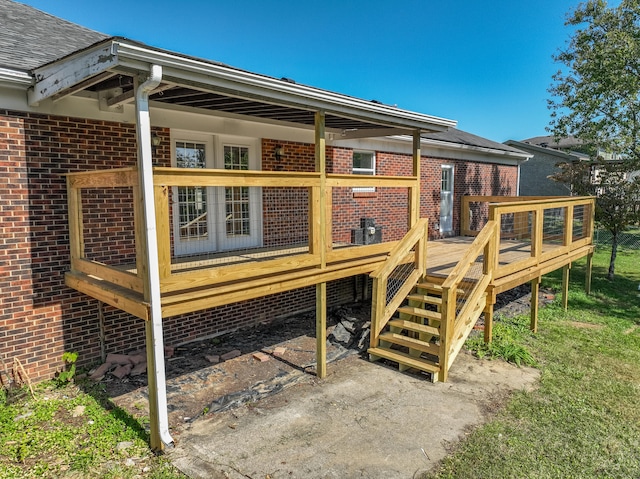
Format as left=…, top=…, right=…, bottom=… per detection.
left=0, top=67, right=32, bottom=89
left=135, top=64, right=174, bottom=449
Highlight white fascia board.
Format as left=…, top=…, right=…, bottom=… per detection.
left=418, top=137, right=531, bottom=165
left=0, top=67, right=32, bottom=89
left=112, top=41, right=457, bottom=132
left=28, top=42, right=118, bottom=106
left=503, top=140, right=575, bottom=161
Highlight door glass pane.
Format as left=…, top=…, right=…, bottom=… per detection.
left=176, top=142, right=208, bottom=240
left=224, top=145, right=251, bottom=237
left=441, top=166, right=454, bottom=232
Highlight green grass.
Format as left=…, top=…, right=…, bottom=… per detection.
left=425, top=247, right=640, bottom=479
left=0, top=381, right=185, bottom=478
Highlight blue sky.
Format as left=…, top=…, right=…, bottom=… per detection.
left=20, top=0, right=582, bottom=143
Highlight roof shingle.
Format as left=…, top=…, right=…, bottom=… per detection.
left=0, top=0, right=108, bottom=71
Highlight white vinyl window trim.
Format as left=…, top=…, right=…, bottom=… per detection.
left=352, top=150, right=376, bottom=193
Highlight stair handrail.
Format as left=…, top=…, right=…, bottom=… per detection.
left=370, top=218, right=429, bottom=280
left=439, top=220, right=498, bottom=380
left=369, top=218, right=429, bottom=345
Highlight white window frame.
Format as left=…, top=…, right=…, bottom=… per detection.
left=352, top=150, right=376, bottom=193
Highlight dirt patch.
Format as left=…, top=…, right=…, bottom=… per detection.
left=569, top=321, right=605, bottom=330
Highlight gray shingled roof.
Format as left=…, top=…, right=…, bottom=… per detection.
left=422, top=128, right=526, bottom=155
left=520, top=135, right=583, bottom=150
left=0, top=0, right=108, bottom=71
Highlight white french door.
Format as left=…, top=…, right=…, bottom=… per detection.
left=440, top=165, right=454, bottom=234
left=172, top=133, right=261, bottom=256
left=215, top=142, right=261, bottom=251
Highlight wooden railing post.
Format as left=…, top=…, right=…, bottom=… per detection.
left=461, top=195, right=471, bottom=236
left=67, top=178, right=84, bottom=269
left=564, top=204, right=574, bottom=247
left=439, top=285, right=456, bottom=382
left=531, top=206, right=543, bottom=262
left=488, top=205, right=500, bottom=273
left=370, top=277, right=386, bottom=349
left=154, top=184, right=171, bottom=280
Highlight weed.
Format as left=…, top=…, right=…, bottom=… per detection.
left=54, top=351, right=78, bottom=387
left=466, top=315, right=537, bottom=367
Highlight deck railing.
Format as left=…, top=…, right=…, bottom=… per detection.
left=439, top=220, right=497, bottom=381
left=65, top=166, right=421, bottom=317
left=368, top=218, right=429, bottom=349
left=461, top=195, right=595, bottom=281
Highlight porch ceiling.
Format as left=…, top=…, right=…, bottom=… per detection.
left=28, top=38, right=457, bottom=135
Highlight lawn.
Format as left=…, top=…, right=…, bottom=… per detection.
left=425, top=247, right=640, bottom=479
left=0, top=374, right=185, bottom=478
left=2, top=247, right=638, bottom=478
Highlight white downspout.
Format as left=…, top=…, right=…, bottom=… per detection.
left=134, top=64, right=174, bottom=449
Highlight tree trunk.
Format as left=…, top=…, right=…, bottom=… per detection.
left=608, top=231, right=618, bottom=281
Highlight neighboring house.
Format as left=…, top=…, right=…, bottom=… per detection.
left=0, top=0, right=530, bottom=386
left=504, top=138, right=587, bottom=196
left=508, top=135, right=637, bottom=197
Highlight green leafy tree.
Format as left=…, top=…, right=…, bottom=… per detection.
left=548, top=0, right=640, bottom=280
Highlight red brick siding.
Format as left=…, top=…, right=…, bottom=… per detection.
left=421, top=158, right=517, bottom=238
left=0, top=110, right=518, bottom=382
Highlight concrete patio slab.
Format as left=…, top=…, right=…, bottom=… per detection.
left=169, top=351, right=539, bottom=479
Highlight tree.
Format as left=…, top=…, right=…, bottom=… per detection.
left=548, top=0, right=640, bottom=280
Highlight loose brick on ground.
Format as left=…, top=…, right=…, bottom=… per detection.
left=221, top=350, right=242, bottom=361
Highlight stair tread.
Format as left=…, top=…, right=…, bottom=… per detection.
left=398, top=306, right=442, bottom=321
left=380, top=332, right=439, bottom=354
left=388, top=319, right=440, bottom=336
left=407, top=293, right=442, bottom=306
left=417, top=282, right=466, bottom=295
left=368, top=347, right=440, bottom=374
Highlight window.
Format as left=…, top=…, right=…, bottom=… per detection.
left=352, top=151, right=375, bottom=193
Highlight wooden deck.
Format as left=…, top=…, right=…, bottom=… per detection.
left=426, top=235, right=592, bottom=295
left=62, top=167, right=596, bottom=451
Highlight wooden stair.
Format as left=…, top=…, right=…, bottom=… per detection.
left=367, top=281, right=486, bottom=382
left=368, top=281, right=458, bottom=382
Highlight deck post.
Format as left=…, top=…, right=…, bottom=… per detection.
left=314, top=111, right=327, bottom=378
left=585, top=251, right=593, bottom=295
left=530, top=276, right=541, bottom=333
left=483, top=299, right=494, bottom=344
left=562, top=263, right=571, bottom=311
left=316, top=282, right=327, bottom=378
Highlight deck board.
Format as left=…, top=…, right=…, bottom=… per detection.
left=74, top=234, right=592, bottom=319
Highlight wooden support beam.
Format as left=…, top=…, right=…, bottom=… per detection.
left=530, top=276, right=541, bottom=333
left=316, top=282, right=327, bottom=379
left=585, top=251, right=593, bottom=295
left=483, top=300, right=494, bottom=344
left=562, top=263, right=571, bottom=312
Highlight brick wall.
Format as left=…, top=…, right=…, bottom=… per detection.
left=1, top=111, right=518, bottom=382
